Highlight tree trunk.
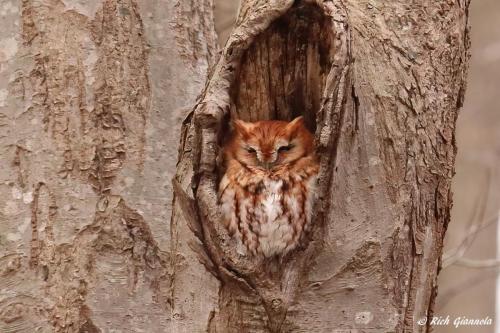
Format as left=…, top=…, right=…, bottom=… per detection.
left=0, top=0, right=216, bottom=332
left=171, top=0, right=470, bottom=332
left=0, top=1, right=470, bottom=333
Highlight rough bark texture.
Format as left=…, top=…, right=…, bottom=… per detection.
left=172, top=0, right=470, bottom=332
left=0, top=0, right=216, bottom=332
left=1, top=0, right=470, bottom=332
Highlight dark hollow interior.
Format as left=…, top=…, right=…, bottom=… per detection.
left=230, top=3, right=336, bottom=132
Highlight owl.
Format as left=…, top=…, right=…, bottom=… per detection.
left=218, top=116, right=319, bottom=258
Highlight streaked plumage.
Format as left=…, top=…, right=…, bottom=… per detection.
left=219, top=117, right=319, bottom=257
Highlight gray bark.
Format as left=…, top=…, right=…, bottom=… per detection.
left=172, top=0, right=470, bottom=332
left=0, top=0, right=216, bottom=332
left=0, top=0, right=470, bottom=332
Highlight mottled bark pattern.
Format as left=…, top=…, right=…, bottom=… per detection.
left=0, top=0, right=216, bottom=332
left=0, top=0, right=469, bottom=331
left=172, top=0, right=470, bottom=332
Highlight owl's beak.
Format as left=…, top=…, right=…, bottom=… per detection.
left=262, top=162, right=273, bottom=170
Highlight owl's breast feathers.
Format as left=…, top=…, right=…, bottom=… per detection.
left=219, top=157, right=319, bottom=257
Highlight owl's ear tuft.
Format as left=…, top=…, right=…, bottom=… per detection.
left=232, top=119, right=253, bottom=135
left=285, top=116, right=306, bottom=135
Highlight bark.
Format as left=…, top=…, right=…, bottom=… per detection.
left=0, top=0, right=470, bottom=332
left=172, top=0, right=470, bottom=332
left=0, top=0, right=216, bottom=332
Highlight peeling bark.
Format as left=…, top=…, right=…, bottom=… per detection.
left=1, top=0, right=469, bottom=332
left=171, top=0, right=470, bottom=332
left=0, top=0, right=216, bottom=332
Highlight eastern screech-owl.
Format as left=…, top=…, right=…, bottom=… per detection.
left=219, top=116, right=319, bottom=258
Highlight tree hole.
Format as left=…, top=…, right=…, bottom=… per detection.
left=230, top=3, right=336, bottom=133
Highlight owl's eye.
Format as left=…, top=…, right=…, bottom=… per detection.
left=278, top=144, right=293, bottom=153
left=245, top=147, right=257, bottom=154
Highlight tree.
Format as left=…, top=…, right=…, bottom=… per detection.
left=0, top=1, right=470, bottom=333
left=0, top=0, right=215, bottom=332
left=171, top=0, right=470, bottom=332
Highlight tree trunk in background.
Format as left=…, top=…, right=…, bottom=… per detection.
left=0, top=1, right=469, bottom=333
left=0, top=0, right=216, bottom=332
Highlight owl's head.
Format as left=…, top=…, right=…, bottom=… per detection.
left=224, top=116, right=315, bottom=171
